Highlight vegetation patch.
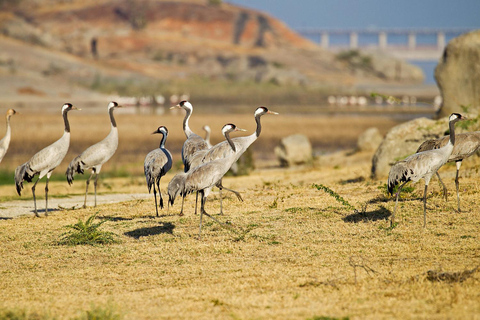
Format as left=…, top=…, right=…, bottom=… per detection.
left=58, top=213, right=119, bottom=246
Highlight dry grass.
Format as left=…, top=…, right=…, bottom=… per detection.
left=1, top=153, right=479, bottom=319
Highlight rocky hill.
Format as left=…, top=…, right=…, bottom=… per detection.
left=0, top=0, right=425, bottom=105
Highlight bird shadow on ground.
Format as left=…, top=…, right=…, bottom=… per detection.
left=343, top=205, right=391, bottom=223
left=124, top=222, right=175, bottom=239
left=97, top=215, right=134, bottom=222
left=0, top=217, right=12, bottom=220
left=31, top=208, right=61, bottom=214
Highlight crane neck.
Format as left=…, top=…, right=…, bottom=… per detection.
left=448, top=119, right=456, bottom=146
left=109, top=107, right=117, bottom=128
left=225, top=131, right=236, bottom=152
left=159, top=132, right=167, bottom=149
left=255, top=113, right=262, bottom=138
left=204, top=130, right=210, bottom=145
left=5, top=115, right=11, bottom=137
left=63, top=109, right=71, bottom=133
left=183, top=108, right=193, bottom=138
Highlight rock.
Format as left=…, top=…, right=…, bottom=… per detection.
left=371, top=117, right=449, bottom=179
left=357, top=127, right=383, bottom=152
left=436, top=30, right=480, bottom=117
left=274, top=134, right=312, bottom=167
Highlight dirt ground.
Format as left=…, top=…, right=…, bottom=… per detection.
left=0, top=149, right=479, bottom=320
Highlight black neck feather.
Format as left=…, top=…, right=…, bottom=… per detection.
left=109, top=108, right=117, bottom=128
left=63, top=109, right=70, bottom=133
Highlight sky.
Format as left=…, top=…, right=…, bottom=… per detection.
left=226, top=0, right=480, bottom=30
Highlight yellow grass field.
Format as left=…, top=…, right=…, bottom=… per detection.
left=1, top=152, right=480, bottom=319
left=0, top=110, right=479, bottom=319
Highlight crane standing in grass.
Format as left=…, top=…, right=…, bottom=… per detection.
left=387, top=113, right=465, bottom=228
left=170, top=100, right=208, bottom=215
left=416, top=130, right=480, bottom=212
left=15, top=103, right=80, bottom=216
left=168, top=124, right=246, bottom=239
left=66, top=101, right=120, bottom=208
left=0, top=109, right=17, bottom=164
left=144, top=126, right=172, bottom=216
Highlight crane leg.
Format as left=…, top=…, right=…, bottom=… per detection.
left=84, top=171, right=94, bottom=208
left=423, top=184, right=429, bottom=228
left=157, top=179, right=163, bottom=211
left=219, top=187, right=223, bottom=215
left=436, top=172, right=448, bottom=201
left=45, top=178, right=49, bottom=216
left=198, top=190, right=206, bottom=240
left=31, top=176, right=41, bottom=217
left=391, top=181, right=408, bottom=227
left=153, top=182, right=158, bottom=217
left=195, top=191, right=199, bottom=215
left=455, top=161, right=462, bottom=212
left=93, top=173, right=99, bottom=207
left=179, top=194, right=185, bottom=216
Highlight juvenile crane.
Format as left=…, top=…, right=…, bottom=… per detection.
left=387, top=113, right=465, bottom=227
left=15, top=103, right=80, bottom=216
left=0, top=109, right=17, bottom=164
left=167, top=124, right=246, bottom=239
left=144, top=126, right=172, bottom=216
left=66, top=101, right=120, bottom=208
left=416, top=130, right=480, bottom=212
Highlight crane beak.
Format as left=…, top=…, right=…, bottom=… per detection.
left=235, top=128, right=247, bottom=132
left=170, top=104, right=181, bottom=110
left=267, top=110, right=279, bottom=115
left=72, top=106, right=81, bottom=111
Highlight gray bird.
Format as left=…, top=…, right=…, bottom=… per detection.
left=188, top=106, right=278, bottom=213
left=416, top=131, right=480, bottom=212
left=170, top=100, right=208, bottom=215
left=144, top=126, right=172, bottom=216
left=66, top=101, right=120, bottom=208
left=0, top=109, right=17, bottom=164
left=387, top=113, right=465, bottom=227
left=170, top=100, right=208, bottom=172
left=15, top=103, right=80, bottom=216
left=167, top=124, right=246, bottom=239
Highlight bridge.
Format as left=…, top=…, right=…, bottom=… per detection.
left=296, top=27, right=476, bottom=60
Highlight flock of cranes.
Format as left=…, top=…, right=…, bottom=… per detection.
left=0, top=101, right=478, bottom=235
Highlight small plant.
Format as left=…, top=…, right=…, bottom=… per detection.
left=313, top=184, right=356, bottom=211
left=58, top=213, right=119, bottom=246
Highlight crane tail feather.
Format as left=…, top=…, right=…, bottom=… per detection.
left=66, top=156, right=84, bottom=185
left=14, top=162, right=34, bottom=196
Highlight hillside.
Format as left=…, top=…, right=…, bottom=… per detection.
left=0, top=0, right=425, bottom=105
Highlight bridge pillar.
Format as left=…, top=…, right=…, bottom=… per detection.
left=379, top=31, right=387, bottom=49
left=350, top=32, right=358, bottom=49
left=321, top=32, right=329, bottom=49
left=408, top=33, right=416, bottom=50
left=437, top=31, right=446, bottom=49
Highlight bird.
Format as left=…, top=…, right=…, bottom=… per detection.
left=65, top=101, right=120, bottom=208
left=144, top=126, right=172, bottom=217
left=187, top=106, right=279, bottom=214
left=170, top=100, right=208, bottom=215
left=202, top=125, right=213, bottom=149
left=15, top=103, right=80, bottom=216
left=0, top=109, right=17, bottom=164
left=416, top=130, right=480, bottom=212
left=170, top=100, right=208, bottom=172
left=387, top=113, right=465, bottom=228
left=167, top=123, right=246, bottom=239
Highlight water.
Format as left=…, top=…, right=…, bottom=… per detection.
left=407, top=60, right=438, bottom=84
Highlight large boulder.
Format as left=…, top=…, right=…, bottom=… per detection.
left=436, top=30, right=480, bottom=117
left=371, top=117, right=449, bottom=179
left=357, top=127, right=383, bottom=152
left=275, top=134, right=312, bottom=167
